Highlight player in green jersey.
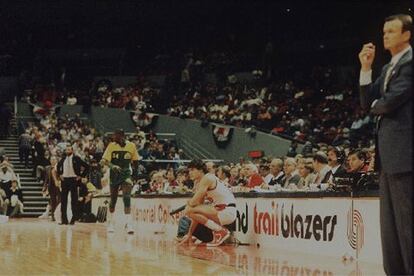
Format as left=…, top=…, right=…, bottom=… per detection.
left=101, top=129, right=139, bottom=234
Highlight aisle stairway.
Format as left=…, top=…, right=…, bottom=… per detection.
left=0, top=132, right=48, bottom=217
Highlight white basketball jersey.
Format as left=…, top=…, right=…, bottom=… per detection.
left=205, top=173, right=236, bottom=205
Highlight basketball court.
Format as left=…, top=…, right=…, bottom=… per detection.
left=0, top=219, right=384, bottom=275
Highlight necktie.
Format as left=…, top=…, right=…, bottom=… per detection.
left=384, top=62, right=394, bottom=91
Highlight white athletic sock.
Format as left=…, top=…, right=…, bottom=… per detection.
left=205, top=220, right=222, bottom=231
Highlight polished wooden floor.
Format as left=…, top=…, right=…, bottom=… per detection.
left=0, top=219, right=384, bottom=275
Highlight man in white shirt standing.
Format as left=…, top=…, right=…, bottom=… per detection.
left=358, top=14, right=412, bottom=275
left=57, top=145, right=89, bottom=225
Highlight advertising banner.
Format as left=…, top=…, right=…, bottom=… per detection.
left=93, top=195, right=382, bottom=266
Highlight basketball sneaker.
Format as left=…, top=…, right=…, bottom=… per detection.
left=125, top=223, right=134, bottom=234
left=206, top=228, right=230, bottom=247
left=38, top=212, right=48, bottom=219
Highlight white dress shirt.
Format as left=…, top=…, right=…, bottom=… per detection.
left=62, top=155, right=77, bottom=178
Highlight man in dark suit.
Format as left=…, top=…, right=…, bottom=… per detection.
left=327, top=146, right=347, bottom=178
left=57, top=145, right=89, bottom=225
left=267, top=158, right=284, bottom=186
left=358, top=14, right=412, bottom=275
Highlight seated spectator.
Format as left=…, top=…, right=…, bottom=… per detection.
left=347, top=149, right=369, bottom=173
left=243, top=163, right=265, bottom=189
left=205, top=161, right=217, bottom=174
left=286, top=141, right=298, bottom=157
left=228, top=166, right=240, bottom=186
left=166, top=168, right=178, bottom=188
left=267, top=158, right=284, bottom=186
left=0, top=162, right=17, bottom=191
left=5, top=180, right=24, bottom=217
left=138, top=142, right=151, bottom=160
left=295, top=154, right=304, bottom=165
left=297, top=159, right=316, bottom=189
left=150, top=171, right=169, bottom=193
left=259, top=164, right=272, bottom=185
left=281, top=158, right=301, bottom=188
left=216, top=165, right=231, bottom=186
left=301, top=141, right=314, bottom=157
left=175, top=166, right=193, bottom=192
left=1, top=157, right=14, bottom=169
left=312, top=151, right=331, bottom=184
left=236, top=165, right=248, bottom=187
left=88, top=159, right=102, bottom=190
left=77, top=178, right=97, bottom=221
left=327, top=146, right=347, bottom=177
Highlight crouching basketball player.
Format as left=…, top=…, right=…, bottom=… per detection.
left=181, top=159, right=236, bottom=246
left=100, top=129, right=139, bottom=234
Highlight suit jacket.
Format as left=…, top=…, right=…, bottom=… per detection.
left=268, top=172, right=285, bottom=186
left=315, top=165, right=331, bottom=184
left=360, top=48, right=412, bottom=174
left=282, top=173, right=301, bottom=188
left=57, top=154, right=89, bottom=178
left=333, top=165, right=347, bottom=177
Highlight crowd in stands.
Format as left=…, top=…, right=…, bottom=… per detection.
left=11, top=46, right=381, bottom=221
left=6, top=81, right=380, bottom=221
left=21, top=46, right=373, bottom=149
left=159, top=57, right=373, bottom=148
left=23, top=72, right=373, bottom=150
left=0, top=95, right=380, bottom=221
left=136, top=144, right=376, bottom=195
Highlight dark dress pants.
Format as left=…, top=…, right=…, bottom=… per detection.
left=61, top=177, right=78, bottom=223
left=380, top=171, right=413, bottom=275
